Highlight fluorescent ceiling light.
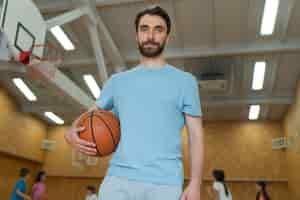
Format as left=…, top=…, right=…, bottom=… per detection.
left=252, top=61, right=266, bottom=90
left=44, top=112, right=64, bottom=125
left=260, top=0, right=279, bottom=35
left=12, top=78, right=37, bottom=101
left=50, top=26, right=75, bottom=51
left=249, top=105, right=260, bottom=120
left=83, top=74, right=101, bottom=99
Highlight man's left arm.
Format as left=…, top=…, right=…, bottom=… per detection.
left=181, top=115, right=204, bottom=200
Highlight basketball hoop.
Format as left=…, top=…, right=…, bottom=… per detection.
left=19, top=43, right=63, bottom=80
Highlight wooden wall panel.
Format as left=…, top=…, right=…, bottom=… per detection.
left=183, top=121, right=286, bottom=180
left=43, top=127, right=111, bottom=177
left=0, top=87, right=47, bottom=162
left=46, top=177, right=102, bottom=200
left=284, top=80, right=300, bottom=200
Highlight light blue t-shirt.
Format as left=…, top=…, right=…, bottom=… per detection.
left=11, top=179, right=26, bottom=200
left=96, top=64, right=202, bottom=185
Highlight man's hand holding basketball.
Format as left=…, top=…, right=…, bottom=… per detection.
left=64, top=125, right=97, bottom=156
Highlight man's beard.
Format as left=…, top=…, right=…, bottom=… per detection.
left=138, top=39, right=166, bottom=58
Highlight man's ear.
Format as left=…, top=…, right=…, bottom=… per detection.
left=165, top=34, right=170, bottom=44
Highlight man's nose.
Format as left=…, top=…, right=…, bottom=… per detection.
left=147, top=30, right=155, bottom=40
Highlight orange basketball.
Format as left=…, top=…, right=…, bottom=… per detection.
left=76, top=110, right=120, bottom=157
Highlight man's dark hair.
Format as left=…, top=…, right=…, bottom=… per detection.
left=135, top=6, right=171, bottom=34
left=19, top=168, right=30, bottom=178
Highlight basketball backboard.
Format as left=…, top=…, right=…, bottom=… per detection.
left=0, top=29, right=11, bottom=60
left=0, top=0, right=47, bottom=61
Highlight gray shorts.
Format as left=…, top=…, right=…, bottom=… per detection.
left=98, top=176, right=182, bottom=200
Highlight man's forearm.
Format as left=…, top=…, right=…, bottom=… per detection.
left=189, top=131, right=204, bottom=184
left=187, top=117, right=204, bottom=185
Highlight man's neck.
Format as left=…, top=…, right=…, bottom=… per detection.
left=140, top=56, right=166, bottom=69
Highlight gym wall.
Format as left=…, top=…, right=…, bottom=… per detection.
left=283, top=80, right=300, bottom=200
left=45, top=176, right=102, bottom=200
left=183, top=121, right=286, bottom=179
left=182, top=121, right=288, bottom=200
left=43, top=126, right=111, bottom=177
left=0, top=87, right=47, bottom=162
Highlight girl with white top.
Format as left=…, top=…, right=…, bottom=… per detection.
left=85, top=185, right=98, bottom=200
left=209, top=169, right=232, bottom=200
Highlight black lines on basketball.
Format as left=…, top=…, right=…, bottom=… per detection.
left=93, top=112, right=120, bottom=143
left=77, top=114, right=90, bottom=127
left=90, top=111, right=102, bottom=156
left=93, top=115, right=117, bottom=148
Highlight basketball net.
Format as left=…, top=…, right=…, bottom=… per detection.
left=28, top=60, right=57, bottom=80
left=19, top=43, right=62, bottom=80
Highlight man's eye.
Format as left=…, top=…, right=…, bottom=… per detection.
left=156, top=27, right=163, bottom=32
left=140, top=27, right=148, bottom=31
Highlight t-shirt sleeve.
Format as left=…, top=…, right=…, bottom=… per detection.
left=181, top=75, right=202, bottom=117
left=95, top=76, right=114, bottom=110
left=16, top=180, right=26, bottom=193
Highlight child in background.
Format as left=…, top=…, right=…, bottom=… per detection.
left=256, top=181, right=271, bottom=200
left=32, top=171, right=48, bottom=200
left=10, top=168, right=32, bottom=200
left=85, top=185, right=98, bottom=200
left=208, top=169, right=232, bottom=200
